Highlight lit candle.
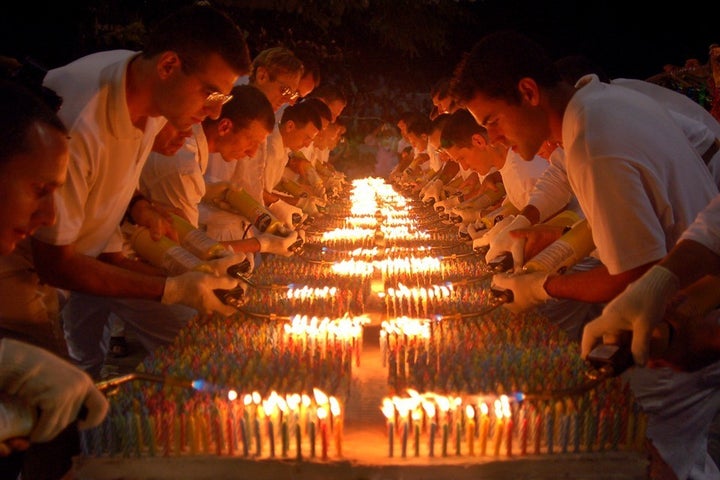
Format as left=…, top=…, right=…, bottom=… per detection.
left=268, top=418, right=275, bottom=458
left=493, top=400, right=504, bottom=457
left=382, top=399, right=394, bottom=458
left=254, top=416, right=261, bottom=457
left=466, top=405, right=475, bottom=456
left=240, top=417, right=249, bottom=457
left=413, top=419, right=421, bottom=457
left=442, top=423, right=449, bottom=457
left=295, top=423, right=302, bottom=460
left=503, top=397, right=512, bottom=457
left=309, top=418, right=316, bottom=458
left=479, top=402, right=490, bottom=456
left=330, top=396, right=342, bottom=457
left=426, top=401, right=437, bottom=458
left=318, top=407, right=328, bottom=460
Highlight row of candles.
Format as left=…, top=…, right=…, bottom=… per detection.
left=84, top=388, right=345, bottom=459
left=380, top=391, right=648, bottom=458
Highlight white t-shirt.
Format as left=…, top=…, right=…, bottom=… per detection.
left=140, top=124, right=208, bottom=227
left=35, top=50, right=166, bottom=256
left=613, top=78, right=720, bottom=187
left=680, top=194, right=720, bottom=256
left=263, top=126, right=290, bottom=193
left=526, top=147, right=582, bottom=221
left=563, top=75, right=718, bottom=274
left=498, top=150, right=548, bottom=210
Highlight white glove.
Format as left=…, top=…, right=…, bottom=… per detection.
left=580, top=265, right=680, bottom=366
left=0, top=338, right=109, bottom=442
left=256, top=231, right=301, bottom=257
left=434, top=195, right=461, bottom=214
left=268, top=199, right=305, bottom=227
left=297, top=196, right=320, bottom=216
left=491, top=270, right=551, bottom=314
left=472, top=215, right=514, bottom=249
left=485, top=215, right=531, bottom=270
left=421, top=179, right=444, bottom=204
left=161, top=270, right=239, bottom=316
left=467, top=221, right=489, bottom=240
left=450, top=206, right=480, bottom=225
left=206, top=252, right=254, bottom=277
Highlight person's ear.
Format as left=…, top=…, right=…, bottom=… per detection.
left=255, top=66, right=270, bottom=84
left=217, top=118, right=233, bottom=136
left=518, top=77, right=541, bottom=106
left=157, top=52, right=182, bottom=79
left=471, top=133, right=488, bottom=149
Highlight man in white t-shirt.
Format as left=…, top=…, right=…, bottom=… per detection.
left=452, top=30, right=720, bottom=479
left=28, top=5, right=251, bottom=378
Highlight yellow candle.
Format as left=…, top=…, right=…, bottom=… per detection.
left=493, top=400, right=504, bottom=457
left=466, top=405, right=475, bottom=456
left=480, top=403, right=489, bottom=456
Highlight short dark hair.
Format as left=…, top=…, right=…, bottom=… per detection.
left=142, top=4, right=251, bottom=77
left=250, top=47, right=303, bottom=82
left=299, top=97, right=332, bottom=123
left=204, top=84, right=275, bottom=132
left=406, top=114, right=432, bottom=137
left=294, top=48, right=322, bottom=88
left=310, top=84, right=347, bottom=105
left=441, top=109, right=486, bottom=149
left=0, top=79, right=68, bottom=165
left=451, top=30, right=560, bottom=105
left=280, top=101, right=323, bottom=131
left=430, top=113, right=450, bottom=136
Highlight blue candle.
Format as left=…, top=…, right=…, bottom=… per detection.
left=388, top=421, right=394, bottom=457
left=429, top=422, right=437, bottom=457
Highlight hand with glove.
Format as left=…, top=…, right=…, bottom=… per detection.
left=434, top=195, right=462, bottom=215
left=206, top=251, right=254, bottom=278
left=450, top=206, right=481, bottom=225
left=472, top=214, right=516, bottom=250
left=420, top=179, right=444, bottom=204
left=580, top=265, right=680, bottom=366
left=491, top=270, right=551, bottom=314
left=0, top=338, right=109, bottom=444
left=484, top=215, right=532, bottom=270
left=256, top=230, right=301, bottom=257
left=269, top=199, right=305, bottom=228
left=161, top=270, right=240, bottom=316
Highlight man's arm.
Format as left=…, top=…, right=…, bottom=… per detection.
left=31, top=238, right=165, bottom=299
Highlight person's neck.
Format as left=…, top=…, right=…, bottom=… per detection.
left=125, top=54, right=153, bottom=129
left=544, top=83, right=575, bottom=145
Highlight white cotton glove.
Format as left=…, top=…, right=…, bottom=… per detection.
left=450, top=206, right=480, bottom=225
left=580, top=265, right=680, bottom=366
left=484, top=215, right=531, bottom=270
left=467, top=221, right=489, bottom=240
left=297, top=196, right=322, bottom=216
left=421, top=179, right=444, bottom=204
left=256, top=230, right=301, bottom=257
left=472, top=215, right=514, bottom=249
left=269, top=199, right=306, bottom=227
left=491, top=271, right=551, bottom=314
left=434, top=195, right=462, bottom=214
left=206, top=252, right=254, bottom=278
left=161, top=270, right=239, bottom=316
left=0, top=338, right=109, bottom=443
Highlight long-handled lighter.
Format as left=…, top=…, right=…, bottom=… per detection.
left=0, top=372, right=209, bottom=443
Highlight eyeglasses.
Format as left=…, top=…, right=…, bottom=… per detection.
left=280, top=85, right=300, bottom=101
left=204, top=91, right=233, bottom=108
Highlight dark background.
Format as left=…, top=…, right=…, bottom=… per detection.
left=2, top=0, right=718, bottom=125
